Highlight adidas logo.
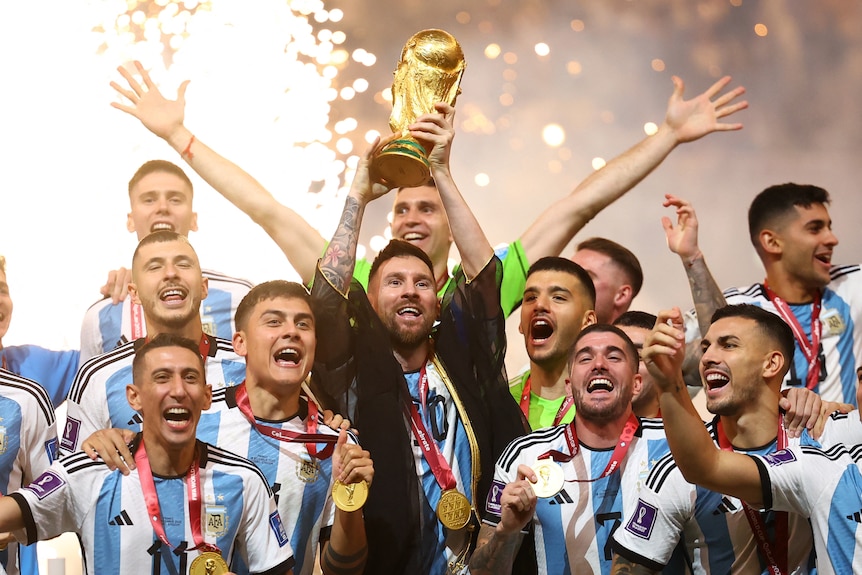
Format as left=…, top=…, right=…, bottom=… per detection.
left=712, top=496, right=740, bottom=515
left=846, top=509, right=862, bottom=523
left=548, top=489, right=574, bottom=505
left=126, top=414, right=143, bottom=426
left=109, top=510, right=134, bottom=526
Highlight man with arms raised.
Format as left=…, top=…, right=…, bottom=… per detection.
left=63, top=231, right=245, bottom=454
left=0, top=334, right=294, bottom=574
left=642, top=306, right=862, bottom=574
left=470, top=324, right=672, bottom=574
left=614, top=311, right=661, bottom=418
left=510, top=256, right=596, bottom=430
left=109, top=61, right=745, bottom=315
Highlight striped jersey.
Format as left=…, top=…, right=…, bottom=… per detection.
left=483, top=417, right=670, bottom=575
left=0, top=369, right=58, bottom=575
left=612, top=415, right=830, bottom=574
left=197, top=389, right=346, bottom=575
left=61, top=336, right=245, bottom=454
left=9, top=439, right=294, bottom=575
left=404, top=360, right=474, bottom=575
left=0, top=345, right=79, bottom=409
left=686, top=264, right=862, bottom=405
left=752, top=433, right=862, bottom=575
left=79, top=269, right=253, bottom=364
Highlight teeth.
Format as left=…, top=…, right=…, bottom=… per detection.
left=705, top=372, right=730, bottom=388
left=587, top=378, right=613, bottom=392
left=403, top=233, right=423, bottom=241
left=398, top=307, right=420, bottom=316
left=531, top=319, right=553, bottom=340
left=275, top=348, right=300, bottom=363
left=160, top=288, right=185, bottom=301
left=152, top=223, right=175, bottom=232
left=165, top=408, right=190, bottom=422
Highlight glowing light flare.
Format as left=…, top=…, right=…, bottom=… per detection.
left=365, top=129, right=382, bottom=143
left=534, top=43, right=550, bottom=57
left=485, top=43, right=501, bottom=59
left=754, top=23, right=768, bottom=37
left=456, top=11, right=471, bottom=24
left=474, top=173, right=490, bottom=187
left=500, top=94, right=514, bottom=106
left=651, top=59, right=665, bottom=72
left=340, top=87, right=356, bottom=100
left=332, top=31, right=346, bottom=44
left=353, top=78, right=369, bottom=92
left=329, top=8, right=343, bottom=22
left=336, top=138, right=353, bottom=154
left=503, top=52, right=518, bottom=65
left=592, top=157, right=607, bottom=170
left=571, top=19, right=585, bottom=32
left=643, top=122, right=658, bottom=136
left=542, top=124, right=565, bottom=147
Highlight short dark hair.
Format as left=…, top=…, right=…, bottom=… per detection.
left=613, top=310, right=657, bottom=331
left=132, top=333, right=205, bottom=385
left=235, top=280, right=313, bottom=331
left=576, top=237, right=643, bottom=297
left=569, top=323, right=639, bottom=374
left=369, top=239, right=435, bottom=286
left=526, top=256, right=596, bottom=307
left=395, top=178, right=437, bottom=194
left=710, top=304, right=795, bottom=376
left=128, top=160, right=194, bottom=197
left=748, top=183, right=831, bottom=249
left=132, top=230, right=197, bottom=270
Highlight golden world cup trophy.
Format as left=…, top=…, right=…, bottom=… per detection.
left=372, top=29, right=466, bottom=188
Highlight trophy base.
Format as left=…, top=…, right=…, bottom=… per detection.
left=372, top=138, right=431, bottom=188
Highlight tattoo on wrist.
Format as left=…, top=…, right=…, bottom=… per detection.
left=321, top=196, right=363, bottom=294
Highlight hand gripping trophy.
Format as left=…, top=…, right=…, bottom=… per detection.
left=371, top=29, right=466, bottom=188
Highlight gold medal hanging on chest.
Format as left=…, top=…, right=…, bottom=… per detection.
left=332, top=479, right=369, bottom=511
left=190, top=551, right=229, bottom=575
left=436, top=489, right=472, bottom=530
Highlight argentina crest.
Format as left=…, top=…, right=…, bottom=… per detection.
left=296, top=452, right=320, bottom=483
left=205, top=504, right=229, bottom=538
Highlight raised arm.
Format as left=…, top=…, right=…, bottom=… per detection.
left=409, top=103, right=492, bottom=279
left=518, top=75, right=747, bottom=263
left=643, top=308, right=764, bottom=505
left=110, top=61, right=325, bottom=283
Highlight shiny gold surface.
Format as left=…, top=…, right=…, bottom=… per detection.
left=332, top=479, right=369, bottom=511
left=530, top=459, right=564, bottom=499
left=190, top=552, right=229, bottom=575
left=436, top=489, right=472, bottom=530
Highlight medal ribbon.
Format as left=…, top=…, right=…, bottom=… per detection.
left=519, top=376, right=574, bottom=427
left=404, top=363, right=458, bottom=493
left=130, top=301, right=146, bottom=341
left=763, top=282, right=822, bottom=390
left=537, top=413, right=639, bottom=483
left=234, top=382, right=337, bottom=459
left=135, top=437, right=219, bottom=556
left=716, top=417, right=788, bottom=575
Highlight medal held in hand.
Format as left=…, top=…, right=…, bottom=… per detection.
left=371, top=29, right=466, bottom=188
left=332, top=479, right=369, bottom=511
left=190, top=551, right=230, bottom=575
left=436, top=488, right=472, bottom=530
left=530, top=459, right=564, bottom=498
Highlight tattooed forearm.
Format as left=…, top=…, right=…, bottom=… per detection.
left=686, top=256, right=726, bottom=338
left=610, top=553, right=658, bottom=575
left=468, top=529, right=523, bottom=575
left=322, top=543, right=367, bottom=575
left=321, top=195, right=366, bottom=294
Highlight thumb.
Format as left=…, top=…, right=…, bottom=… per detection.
left=177, top=80, right=190, bottom=101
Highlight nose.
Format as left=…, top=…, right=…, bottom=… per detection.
left=168, top=373, right=188, bottom=398
left=825, top=227, right=839, bottom=247
left=155, top=195, right=170, bottom=214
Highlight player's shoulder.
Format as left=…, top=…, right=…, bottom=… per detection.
left=0, top=368, right=54, bottom=423
left=201, top=268, right=254, bottom=290
left=69, top=341, right=136, bottom=401
left=497, top=424, right=567, bottom=471
left=828, top=263, right=862, bottom=283
left=637, top=417, right=667, bottom=438
left=643, top=451, right=687, bottom=493
left=723, top=282, right=767, bottom=302
left=211, top=336, right=242, bottom=360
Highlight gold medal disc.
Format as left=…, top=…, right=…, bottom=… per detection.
left=436, top=489, right=472, bottom=531
left=332, top=479, right=369, bottom=511
left=531, top=459, right=564, bottom=498
left=190, top=551, right=229, bottom=575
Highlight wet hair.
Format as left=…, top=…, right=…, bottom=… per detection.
left=526, top=256, right=596, bottom=306
left=131, top=230, right=198, bottom=271
left=128, top=160, right=194, bottom=197
left=747, top=183, right=831, bottom=249
left=613, top=310, right=657, bottom=331
left=132, top=333, right=205, bottom=385
left=368, top=239, right=436, bottom=286
left=568, top=323, right=639, bottom=374
left=710, top=304, right=795, bottom=376
left=576, top=237, right=643, bottom=297
left=235, top=280, right=313, bottom=331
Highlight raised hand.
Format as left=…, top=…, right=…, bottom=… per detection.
left=665, top=75, right=747, bottom=144
left=409, top=102, right=456, bottom=175
left=643, top=307, right=687, bottom=391
left=497, top=464, right=539, bottom=535
left=662, top=194, right=702, bottom=264
left=332, top=430, right=374, bottom=489
left=110, top=60, right=188, bottom=142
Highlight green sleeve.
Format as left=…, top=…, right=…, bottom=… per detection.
left=498, top=239, right=530, bottom=318
left=353, top=257, right=372, bottom=290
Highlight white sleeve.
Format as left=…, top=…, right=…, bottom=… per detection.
left=79, top=300, right=109, bottom=365
left=12, top=460, right=88, bottom=544
left=62, top=370, right=110, bottom=455
left=20, top=394, right=58, bottom=484
left=482, top=458, right=518, bottom=527
left=750, top=447, right=817, bottom=516
left=818, top=411, right=862, bottom=448
left=240, top=470, right=295, bottom=575
left=613, top=467, right=692, bottom=569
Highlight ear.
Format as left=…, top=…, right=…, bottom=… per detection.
left=201, top=384, right=212, bottom=412
left=129, top=283, right=142, bottom=305
left=760, top=229, right=782, bottom=256
left=614, top=285, right=633, bottom=307
left=763, top=350, right=785, bottom=379
left=127, top=384, right=142, bottom=412
left=200, top=276, right=209, bottom=301
left=631, top=372, right=643, bottom=399
left=233, top=331, right=248, bottom=358
left=189, top=211, right=199, bottom=233
left=582, top=310, right=597, bottom=328
left=127, top=213, right=136, bottom=234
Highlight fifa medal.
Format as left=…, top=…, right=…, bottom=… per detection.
left=531, top=459, right=564, bottom=498
left=190, top=551, right=229, bottom=575
left=436, top=489, right=472, bottom=530
left=332, top=479, right=368, bottom=511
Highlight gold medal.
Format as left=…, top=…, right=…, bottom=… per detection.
left=190, top=551, right=229, bottom=575
left=436, top=489, right=472, bottom=530
left=531, top=459, right=564, bottom=498
left=332, top=479, right=369, bottom=511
